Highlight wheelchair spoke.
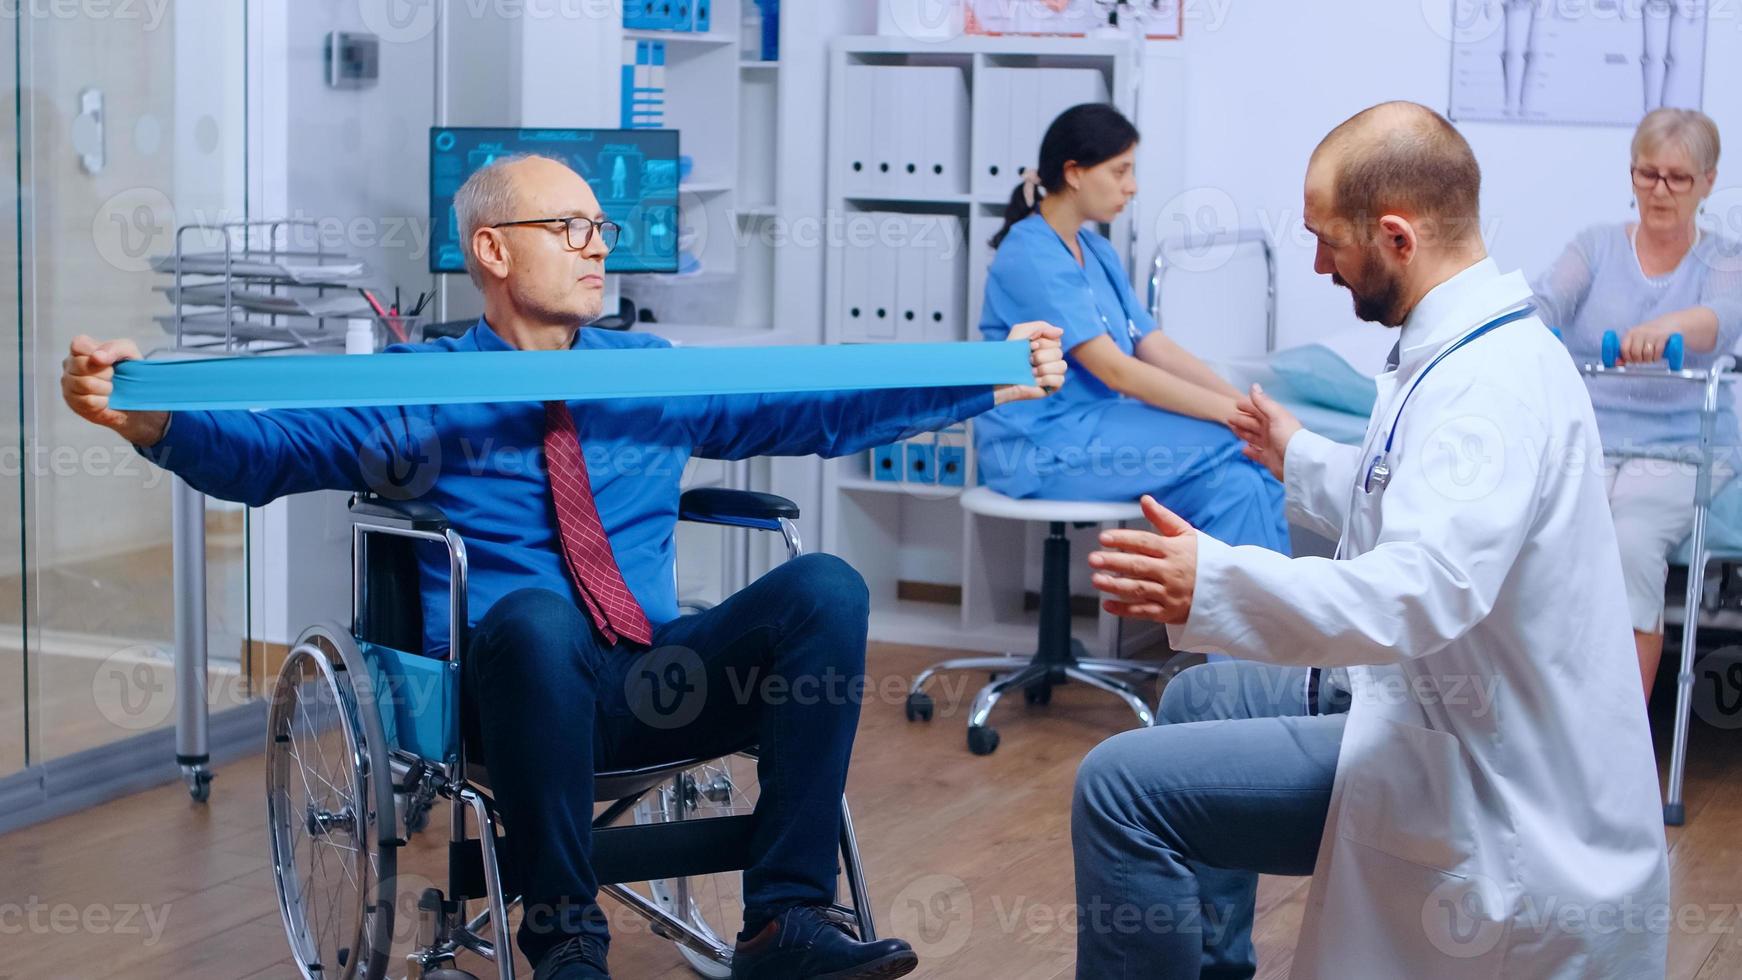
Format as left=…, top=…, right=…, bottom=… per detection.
left=268, top=638, right=386, bottom=980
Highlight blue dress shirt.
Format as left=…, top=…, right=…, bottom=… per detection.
left=141, top=319, right=996, bottom=656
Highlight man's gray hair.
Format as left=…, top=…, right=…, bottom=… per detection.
left=452, top=153, right=558, bottom=285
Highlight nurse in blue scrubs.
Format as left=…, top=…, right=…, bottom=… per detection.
left=977, top=103, right=1289, bottom=554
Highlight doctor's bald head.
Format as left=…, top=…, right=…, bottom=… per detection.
left=1303, top=102, right=1487, bottom=327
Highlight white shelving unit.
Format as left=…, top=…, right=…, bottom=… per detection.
left=819, top=35, right=1163, bottom=656
left=617, top=0, right=789, bottom=342
left=608, top=2, right=799, bottom=606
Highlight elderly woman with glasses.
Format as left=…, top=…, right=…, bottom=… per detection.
left=1534, top=107, right=1742, bottom=697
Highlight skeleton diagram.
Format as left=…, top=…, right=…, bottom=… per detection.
left=1499, top=0, right=1702, bottom=117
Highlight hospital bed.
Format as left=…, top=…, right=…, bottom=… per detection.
left=1147, top=228, right=1381, bottom=447
left=1150, top=236, right=1739, bottom=826
left=1203, top=326, right=1741, bottom=829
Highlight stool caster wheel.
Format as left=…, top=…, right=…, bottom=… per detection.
left=1024, top=682, right=1052, bottom=706
left=905, top=692, right=935, bottom=722
left=182, top=765, right=213, bottom=803
left=967, top=724, right=1000, bottom=756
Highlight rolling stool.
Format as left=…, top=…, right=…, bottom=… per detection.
left=906, top=486, right=1168, bottom=755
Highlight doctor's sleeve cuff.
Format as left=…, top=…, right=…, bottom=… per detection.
left=1166, top=531, right=1237, bottom=654
left=1283, top=428, right=1357, bottom=540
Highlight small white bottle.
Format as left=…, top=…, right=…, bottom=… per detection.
left=346, top=317, right=376, bottom=355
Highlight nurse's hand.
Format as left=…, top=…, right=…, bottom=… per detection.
left=1230, top=383, right=1300, bottom=482
left=61, top=335, right=170, bottom=448
left=993, top=321, right=1068, bottom=405
left=1089, top=495, right=1197, bottom=625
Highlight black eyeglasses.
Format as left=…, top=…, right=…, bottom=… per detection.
left=490, top=215, right=622, bottom=252
left=1631, top=166, right=1697, bottom=195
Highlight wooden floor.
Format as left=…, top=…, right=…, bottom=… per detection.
left=2, top=643, right=1740, bottom=979
left=0, top=512, right=249, bottom=770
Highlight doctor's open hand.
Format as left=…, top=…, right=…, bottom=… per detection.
left=1089, top=495, right=1198, bottom=625
left=62, top=335, right=170, bottom=448
left=993, top=321, right=1068, bottom=405
left=1230, top=383, right=1301, bottom=482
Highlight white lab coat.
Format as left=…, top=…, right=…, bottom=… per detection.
left=1169, top=259, right=1670, bottom=978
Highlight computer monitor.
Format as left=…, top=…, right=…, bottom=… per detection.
left=429, top=127, right=681, bottom=275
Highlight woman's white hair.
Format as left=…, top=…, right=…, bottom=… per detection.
left=452, top=153, right=561, bottom=285
left=1632, top=108, right=1721, bottom=174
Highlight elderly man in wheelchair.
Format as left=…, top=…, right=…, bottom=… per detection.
left=61, top=153, right=1065, bottom=980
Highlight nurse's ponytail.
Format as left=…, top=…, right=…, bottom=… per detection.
left=988, top=102, right=1140, bottom=250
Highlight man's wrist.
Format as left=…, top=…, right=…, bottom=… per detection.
left=130, top=412, right=171, bottom=448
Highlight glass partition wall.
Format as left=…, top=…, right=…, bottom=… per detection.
left=2, top=3, right=251, bottom=777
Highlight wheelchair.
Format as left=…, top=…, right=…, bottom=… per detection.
left=264, top=488, right=881, bottom=979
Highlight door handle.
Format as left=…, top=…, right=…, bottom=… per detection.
left=74, top=87, right=104, bottom=176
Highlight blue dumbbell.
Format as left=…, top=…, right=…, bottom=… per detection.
left=1549, top=326, right=1563, bottom=341
left=1601, top=329, right=1686, bottom=370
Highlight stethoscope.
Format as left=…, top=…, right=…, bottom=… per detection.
left=1360, top=305, right=1537, bottom=496
left=1100, top=312, right=1143, bottom=348
left=1309, top=303, right=1537, bottom=713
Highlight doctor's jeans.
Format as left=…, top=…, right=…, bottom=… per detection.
left=1072, top=661, right=1348, bottom=979
left=462, top=553, right=871, bottom=967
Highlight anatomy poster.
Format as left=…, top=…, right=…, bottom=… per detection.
left=1448, top=0, right=1707, bottom=125
left=966, top=0, right=1182, bottom=39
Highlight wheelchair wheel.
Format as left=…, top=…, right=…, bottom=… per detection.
left=266, top=623, right=400, bottom=980
left=635, top=752, right=759, bottom=978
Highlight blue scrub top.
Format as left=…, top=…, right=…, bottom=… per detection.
left=977, top=213, right=1158, bottom=496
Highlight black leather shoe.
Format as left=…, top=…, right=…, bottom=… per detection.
left=729, top=905, right=917, bottom=980
left=533, top=933, right=610, bottom=980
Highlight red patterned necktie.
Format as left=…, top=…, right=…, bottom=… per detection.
left=542, top=400, right=654, bottom=646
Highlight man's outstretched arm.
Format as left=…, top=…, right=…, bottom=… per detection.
left=62, top=334, right=404, bottom=507
left=691, top=322, right=1067, bottom=460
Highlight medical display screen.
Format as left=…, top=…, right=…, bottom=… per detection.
left=429, top=127, right=680, bottom=274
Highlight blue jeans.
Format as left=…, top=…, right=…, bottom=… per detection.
left=1071, top=661, right=1347, bottom=979
left=463, top=553, right=871, bottom=965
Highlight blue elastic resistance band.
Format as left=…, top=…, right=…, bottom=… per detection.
left=110, top=342, right=1035, bottom=411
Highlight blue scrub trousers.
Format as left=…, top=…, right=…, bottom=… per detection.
left=1007, top=401, right=1291, bottom=557
left=1071, top=661, right=1348, bottom=979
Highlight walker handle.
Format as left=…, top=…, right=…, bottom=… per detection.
left=1600, top=330, right=1684, bottom=370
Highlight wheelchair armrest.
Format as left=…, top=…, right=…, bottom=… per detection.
left=679, top=488, right=800, bottom=531
left=349, top=495, right=451, bottom=533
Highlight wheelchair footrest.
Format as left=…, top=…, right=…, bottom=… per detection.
left=592, top=814, right=760, bottom=885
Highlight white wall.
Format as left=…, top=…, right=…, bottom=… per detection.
left=286, top=0, right=439, bottom=300
left=247, top=0, right=444, bottom=646
left=1138, top=0, right=1742, bottom=359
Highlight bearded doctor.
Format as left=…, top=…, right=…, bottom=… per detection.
left=1071, top=102, right=1670, bottom=979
